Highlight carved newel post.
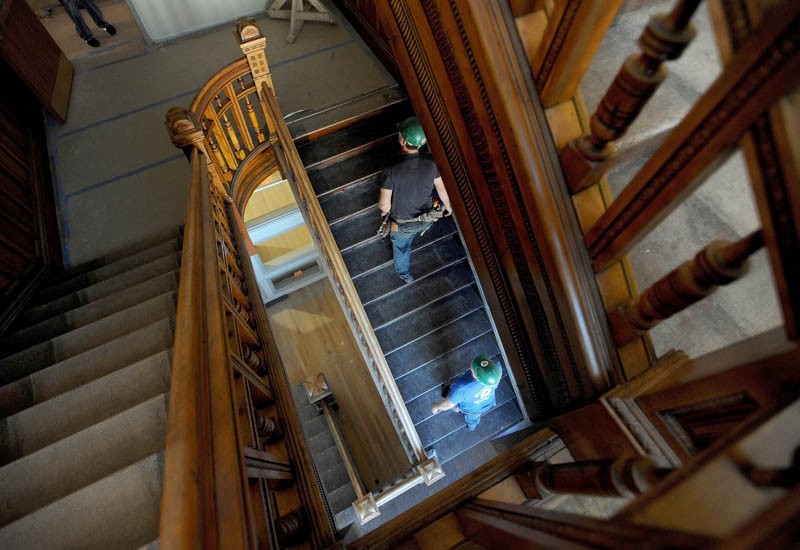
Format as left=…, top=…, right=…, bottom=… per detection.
left=165, top=107, right=207, bottom=158
left=560, top=0, right=702, bottom=192
left=236, top=18, right=276, bottom=136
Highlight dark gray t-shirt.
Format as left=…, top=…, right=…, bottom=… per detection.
left=379, top=152, right=440, bottom=220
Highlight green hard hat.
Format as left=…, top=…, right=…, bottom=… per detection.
left=397, top=116, right=427, bottom=147
left=471, top=355, right=501, bottom=386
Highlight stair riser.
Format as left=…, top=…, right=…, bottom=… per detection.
left=21, top=253, right=181, bottom=328
left=0, top=291, right=177, bottom=380
left=0, top=318, right=174, bottom=416
left=0, top=452, right=164, bottom=550
left=3, top=270, right=179, bottom=354
left=35, top=239, right=182, bottom=305
left=0, top=394, right=168, bottom=526
left=0, top=353, right=171, bottom=464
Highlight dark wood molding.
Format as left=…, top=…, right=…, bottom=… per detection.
left=377, top=0, right=620, bottom=414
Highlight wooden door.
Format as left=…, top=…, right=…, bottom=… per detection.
left=0, top=59, right=62, bottom=335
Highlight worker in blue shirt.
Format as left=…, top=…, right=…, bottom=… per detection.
left=430, top=355, right=502, bottom=431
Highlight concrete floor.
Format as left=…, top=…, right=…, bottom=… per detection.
left=581, top=1, right=784, bottom=360
left=41, top=0, right=393, bottom=267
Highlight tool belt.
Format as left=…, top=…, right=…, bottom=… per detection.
left=392, top=209, right=446, bottom=224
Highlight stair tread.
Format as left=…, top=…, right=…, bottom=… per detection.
left=331, top=206, right=381, bottom=251
left=0, top=451, right=163, bottom=550
left=319, top=176, right=381, bottom=224
left=0, top=290, right=177, bottom=379
left=386, top=309, right=492, bottom=381
left=0, top=394, right=168, bottom=526
left=298, top=101, right=412, bottom=168
left=46, top=227, right=182, bottom=286
left=376, top=286, right=483, bottom=355
left=0, top=352, right=171, bottom=464
left=431, top=401, right=523, bottom=465
left=321, top=462, right=353, bottom=494
left=343, top=217, right=456, bottom=279
left=0, top=318, right=174, bottom=416
left=365, top=261, right=474, bottom=329
left=355, top=235, right=465, bottom=305
left=34, top=238, right=181, bottom=306
left=19, top=252, right=181, bottom=328
left=326, top=482, right=358, bottom=516
left=309, top=141, right=395, bottom=196
left=3, top=270, right=180, bottom=355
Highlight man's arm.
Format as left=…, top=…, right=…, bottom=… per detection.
left=379, top=188, right=392, bottom=216
left=433, top=177, right=453, bottom=215
left=431, top=397, right=456, bottom=415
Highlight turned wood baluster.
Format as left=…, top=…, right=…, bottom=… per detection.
left=240, top=77, right=265, bottom=143
left=516, top=456, right=672, bottom=499
left=608, top=230, right=764, bottom=347
left=561, top=0, right=702, bottom=193
left=216, top=96, right=245, bottom=162
left=226, top=82, right=254, bottom=152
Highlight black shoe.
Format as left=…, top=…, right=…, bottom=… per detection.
left=102, top=24, right=117, bottom=35
left=86, top=37, right=101, bottom=47
left=441, top=384, right=450, bottom=398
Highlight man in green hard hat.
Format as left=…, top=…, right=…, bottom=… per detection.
left=378, top=116, right=453, bottom=283
left=430, top=355, right=502, bottom=431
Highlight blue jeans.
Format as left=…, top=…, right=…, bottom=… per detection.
left=59, top=0, right=109, bottom=40
left=389, top=221, right=432, bottom=281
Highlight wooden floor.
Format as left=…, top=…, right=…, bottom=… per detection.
left=267, top=278, right=410, bottom=491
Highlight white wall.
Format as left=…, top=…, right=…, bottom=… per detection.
left=127, top=0, right=266, bottom=42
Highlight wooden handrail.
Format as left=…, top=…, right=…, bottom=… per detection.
left=320, top=399, right=366, bottom=499
left=260, top=80, right=429, bottom=465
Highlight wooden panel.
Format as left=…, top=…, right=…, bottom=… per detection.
left=0, top=59, right=61, bottom=335
left=266, top=278, right=410, bottom=491
left=0, top=0, right=73, bottom=122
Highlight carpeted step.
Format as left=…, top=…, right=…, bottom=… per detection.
left=321, top=462, right=353, bottom=495
left=0, top=394, right=168, bottom=525
left=331, top=206, right=382, bottom=252
left=19, top=253, right=181, bottom=328
left=33, top=237, right=182, bottom=306
left=308, top=141, right=396, bottom=197
left=0, top=352, right=171, bottom=465
left=298, top=101, right=413, bottom=169
left=45, top=227, right=182, bottom=286
left=414, top=379, right=517, bottom=446
left=3, top=270, right=179, bottom=355
left=0, top=290, right=177, bottom=380
left=0, top=318, right=174, bottom=417
left=319, top=175, right=382, bottom=224
left=355, top=235, right=466, bottom=305
left=375, top=286, right=483, bottom=356
left=399, top=335, right=501, bottom=418
left=366, top=261, right=474, bottom=329
left=386, top=309, right=493, bottom=381
left=0, top=451, right=163, bottom=550
left=343, top=217, right=457, bottom=279
left=430, top=401, right=523, bottom=465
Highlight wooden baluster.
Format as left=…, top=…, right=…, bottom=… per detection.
left=206, top=120, right=235, bottom=176
left=255, top=411, right=283, bottom=443
left=227, top=82, right=255, bottom=153
left=240, top=77, right=266, bottom=143
left=216, top=95, right=245, bottom=161
left=242, top=346, right=265, bottom=374
left=608, top=231, right=764, bottom=347
left=531, top=0, right=624, bottom=107
left=585, top=1, right=800, bottom=271
left=516, top=456, right=672, bottom=499
left=561, top=0, right=702, bottom=193
left=276, top=510, right=305, bottom=546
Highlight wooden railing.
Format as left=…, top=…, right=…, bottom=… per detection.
left=161, top=16, right=442, bottom=547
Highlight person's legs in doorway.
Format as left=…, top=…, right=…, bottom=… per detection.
left=79, top=0, right=116, bottom=34
left=59, top=0, right=98, bottom=45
